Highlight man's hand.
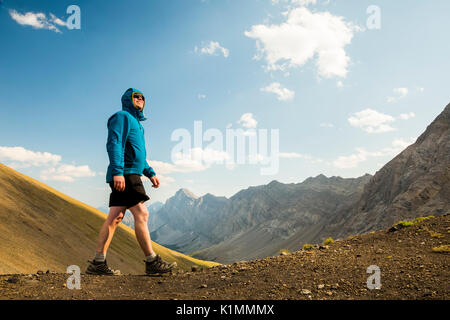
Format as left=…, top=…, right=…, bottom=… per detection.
left=150, top=176, right=160, bottom=188
left=113, top=175, right=125, bottom=192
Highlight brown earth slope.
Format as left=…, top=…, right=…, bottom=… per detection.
left=1, top=214, right=448, bottom=300
left=0, top=163, right=218, bottom=274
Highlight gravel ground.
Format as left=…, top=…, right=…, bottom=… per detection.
left=1, top=214, right=448, bottom=300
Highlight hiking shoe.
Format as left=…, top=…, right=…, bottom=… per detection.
left=145, top=255, right=177, bottom=275
left=85, top=260, right=121, bottom=276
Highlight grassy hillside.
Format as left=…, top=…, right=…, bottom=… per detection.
left=0, top=163, right=218, bottom=274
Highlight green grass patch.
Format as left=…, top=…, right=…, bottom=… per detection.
left=432, top=245, right=450, bottom=253
left=394, top=216, right=435, bottom=229
left=302, top=244, right=313, bottom=250
left=396, top=220, right=414, bottom=228
left=323, top=237, right=334, bottom=245
left=431, top=233, right=443, bottom=239
left=413, top=216, right=434, bottom=223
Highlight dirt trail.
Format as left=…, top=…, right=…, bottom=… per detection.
left=1, top=215, right=448, bottom=300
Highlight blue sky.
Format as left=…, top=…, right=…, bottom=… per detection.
left=1, top=0, right=449, bottom=209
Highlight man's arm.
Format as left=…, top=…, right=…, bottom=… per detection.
left=143, top=160, right=156, bottom=178
left=106, top=112, right=130, bottom=177
left=144, top=160, right=160, bottom=188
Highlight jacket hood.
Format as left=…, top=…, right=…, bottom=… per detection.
left=121, top=88, right=147, bottom=121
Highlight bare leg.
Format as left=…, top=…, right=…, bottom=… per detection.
left=95, top=206, right=126, bottom=255
left=129, top=201, right=155, bottom=257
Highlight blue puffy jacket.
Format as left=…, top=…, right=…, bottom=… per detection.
left=105, top=88, right=156, bottom=183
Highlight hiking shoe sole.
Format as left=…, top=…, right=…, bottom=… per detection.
left=85, top=260, right=121, bottom=276
left=145, top=256, right=177, bottom=275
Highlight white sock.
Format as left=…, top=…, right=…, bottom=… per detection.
left=94, top=253, right=105, bottom=262
left=146, top=252, right=157, bottom=262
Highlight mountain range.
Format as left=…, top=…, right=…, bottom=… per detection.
left=150, top=174, right=372, bottom=263
left=149, top=103, right=450, bottom=263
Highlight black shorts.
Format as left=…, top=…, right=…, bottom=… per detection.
left=108, top=174, right=150, bottom=208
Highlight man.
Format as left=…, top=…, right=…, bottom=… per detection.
left=86, top=88, right=176, bottom=275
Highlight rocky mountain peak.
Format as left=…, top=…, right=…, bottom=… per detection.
left=267, top=179, right=282, bottom=187
left=174, top=188, right=198, bottom=199
left=416, top=102, right=450, bottom=144
left=303, top=173, right=328, bottom=184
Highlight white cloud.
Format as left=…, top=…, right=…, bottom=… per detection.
left=348, top=108, right=396, bottom=133
left=9, top=10, right=47, bottom=29
left=0, top=146, right=61, bottom=167
left=279, top=151, right=326, bottom=164
left=0, top=145, right=98, bottom=182
left=185, top=148, right=231, bottom=165
left=237, top=113, right=258, bottom=128
left=333, top=137, right=416, bottom=169
left=279, top=152, right=307, bottom=158
left=49, top=13, right=66, bottom=27
left=40, top=164, right=96, bottom=182
left=272, top=0, right=317, bottom=6
left=291, top=0, right=317, bottom=6
left=399, top=112, right=415, bottom=120
left=146, top=160, right=176, bottom=175
left=333, top=148, right=371, bottom=169
left=197, top=94, right=206, bottom=100
left=148, top=159, right=205, bottom=175
left=245, top=7, right=360, bottom=78
left=195, top=41, right=229, bottom=58
left=337, top=80, right=344, bottom=88
left=387, top=87, right=408, bottom=103
left=260, top=82, right=295, bottom=101
left=9, top=9, right=65, bottom=33
left=395, top=88, right=408, bottom=97
left=150, top=147, right=231, bottom=175
left=320, top=122, right=334, bottom=128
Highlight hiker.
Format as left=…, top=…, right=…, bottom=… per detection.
left=86, top=88, right=176, bottom=275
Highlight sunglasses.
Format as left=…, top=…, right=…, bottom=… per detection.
left=133, top=93, right=145, bottom=101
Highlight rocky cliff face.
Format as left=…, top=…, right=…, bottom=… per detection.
left=192, top=174, right=372, bottom=262
left=326, top=103, right=450, bottom=239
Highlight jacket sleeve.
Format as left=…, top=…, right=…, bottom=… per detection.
left=143, top=159, right=156, bottom=178
left=106, top=112, right=130, bottom=177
